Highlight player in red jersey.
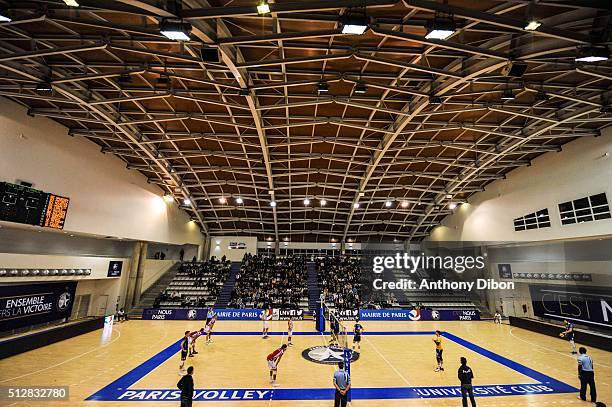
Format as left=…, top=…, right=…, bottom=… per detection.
left=287, top=318, right=294, bottom=346
left=205, top=314, right=218, bottom=344
left=188, top=328, right=205, bottom=357
left=267, top=344, right=287, bottom=386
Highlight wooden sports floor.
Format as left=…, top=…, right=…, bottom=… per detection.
left=1, top=320, right=610, bottom=406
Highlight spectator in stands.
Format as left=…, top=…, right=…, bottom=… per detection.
left=577, top=347, right=597, bottom=403
left=228, top=254, right=307, bottom=309
left=318, top=256, right=362, bottom=310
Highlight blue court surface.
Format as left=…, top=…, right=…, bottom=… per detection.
left=87, top=331, right=577, bottom=402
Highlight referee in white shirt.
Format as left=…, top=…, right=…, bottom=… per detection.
left=577, top=347, right=596, bottom=403
left=333, top=361, right=351, bottom=407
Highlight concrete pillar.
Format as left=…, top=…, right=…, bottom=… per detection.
left=125, top=241, right=141, bottom=309
left=201, top=237, right=210, bottom=261
left=132, top=242, right=148, bottom=307
left=274, top=241, right=280, bottom=256
left=340, top=241, right=346, bottom=255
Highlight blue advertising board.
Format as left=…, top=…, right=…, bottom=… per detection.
left=359, top=309, right=480, bottom=321
left=0, top=282, right=77, bottom=331
left=142, top=308, right=263, bottom=321
left=142, top=308, right=479, bottom=321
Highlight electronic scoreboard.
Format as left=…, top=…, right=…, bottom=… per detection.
left=0, top=182, right=70, bottom=229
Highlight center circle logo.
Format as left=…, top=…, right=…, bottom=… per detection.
left=301, top=346, right=360, bottom=365
left=57, top=292, right=72, bottom=311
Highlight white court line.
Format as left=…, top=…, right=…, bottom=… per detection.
left=508, top=327, right=612, bottom=370
left=0, top=325, right=122, bottom=384
left=363, top=334, right=432, bottom=406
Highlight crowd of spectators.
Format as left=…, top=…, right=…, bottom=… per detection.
left=318, top=256, right=362, bottom=310
left=153, top=257, right=230, bottom=308
left=227, top=254, right=307, bottom=309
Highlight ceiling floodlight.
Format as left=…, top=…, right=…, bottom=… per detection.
left=575, top=46, right=609, bottom=63
left=425, top=17, right=456, bottom=40
left=257, top=0, right=270, bottom=15
left=341, top=15, right=369, bottom=35
left=159, top=19, right=192, bottom=41
left=524, top=20, right=541, bottom=31
left=0, top=11, right=12, bottom=22
left=354, top=82, right=368, bottom=94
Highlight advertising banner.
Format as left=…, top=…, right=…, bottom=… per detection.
left=0, top=282, right=77, bottom=331
left=142, top=308, right=264, bottom=321
left=335, top=309, right=359, bottom=321
left=358, top=309, right=480, bottom=321
left=272, top=308, right=304, bottom=320
left=529, top=284, right=612, bottom=330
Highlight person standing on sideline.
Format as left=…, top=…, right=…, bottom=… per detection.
left=458, top=357, right=476, bottom=407
left=333, top=361, right=351, bottom=407
left=577, top=347, right=597, bottom=403
left=179, top=248, right=185, bottom=262
left=177, top=366, right=194, bottom=407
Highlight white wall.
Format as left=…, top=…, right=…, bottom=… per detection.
left=209, top=236, right=257, bottom=261
left=0, top=97, right=204, bottom=246
left=428, top=129, right=612, bottom=242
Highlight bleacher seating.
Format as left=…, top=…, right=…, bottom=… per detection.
left=154, top=259, right=230, bottom=308
left=228, top=254, right=308, bottom=309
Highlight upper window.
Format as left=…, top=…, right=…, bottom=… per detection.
left=559, top=193, right=611, bottom=225
left=514, top=208, right=551, bottom=231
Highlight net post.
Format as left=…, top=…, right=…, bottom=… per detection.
left=316, top=294, right=325, bottom=332
left=343, top=347, right=352, bottom=402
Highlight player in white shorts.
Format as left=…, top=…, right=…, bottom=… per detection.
left=287, top=318, right=294, bottom=346
left=266, top=344, right=287, bottom=386
left=205, top=314, right=217, bottom=344
left=261, top=308, right=272, bottom=339
left=188, top=328, right=205, bottom=356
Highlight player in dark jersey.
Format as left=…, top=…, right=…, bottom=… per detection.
left=353, top=319, right=364, bottom=352
left=330, top=315, right=340, bottom=346
left=433, top=330, right=444, bottom=372
left=179, top=330, right=190, bottom=373
left=560, top=320, right=577, bottom=354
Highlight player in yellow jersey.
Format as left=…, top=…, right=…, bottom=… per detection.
left=433, top=330, right=444, bottom=372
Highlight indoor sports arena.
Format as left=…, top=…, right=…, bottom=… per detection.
left=0, top=1, right=611, bottom=406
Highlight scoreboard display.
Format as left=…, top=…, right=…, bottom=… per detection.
left=0, top=182, right=70, bottom=229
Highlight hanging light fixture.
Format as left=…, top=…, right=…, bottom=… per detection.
left=256, top=0, right=270, bottom=15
